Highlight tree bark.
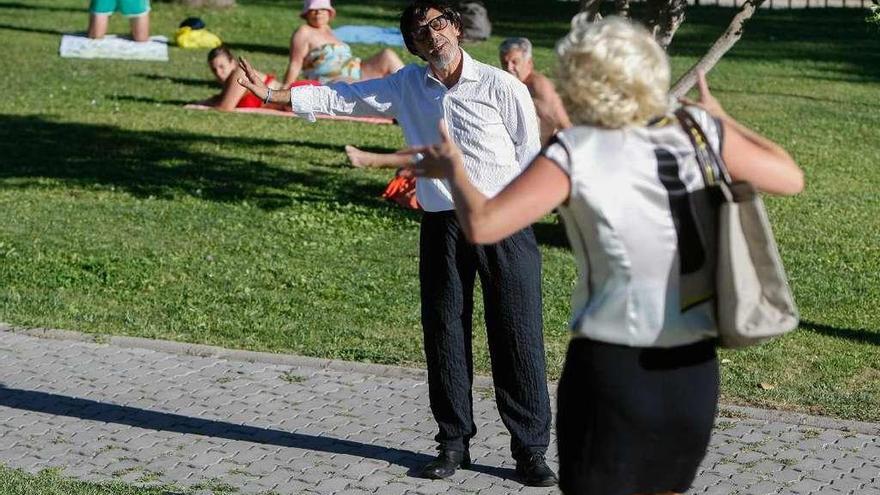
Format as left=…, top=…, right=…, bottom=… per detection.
left=669, top=0, right=766, bottom=99
left=614, top=0, right=632, bottom=18
left=644, top=0, right=687, bottom=50
left=578, top=0, right=631, bottom=18
left=578, top=0, right=604, bottom=21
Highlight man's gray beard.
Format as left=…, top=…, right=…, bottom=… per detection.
left=429, top=48, right=456, bottom=70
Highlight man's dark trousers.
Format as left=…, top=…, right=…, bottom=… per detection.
left=419, top=210, right=551, bottom=460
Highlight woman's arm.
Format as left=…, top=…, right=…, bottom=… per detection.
left=283, top=28, right=311, bottom=87
left=214, top=67, right=251, bottom=111
left=405, top=121, right=571, bottom=244
left=691, top=72, right=804, bottom=196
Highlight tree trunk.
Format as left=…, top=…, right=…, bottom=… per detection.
left=173, top=0, right=235, bottom=7
left=578, top=0, right=604, bottom=21
left=578, top=0, right=632, bottom=18
left=669, top=0, right=766, bottom=99
left=644, top=0, right=687, bottom=50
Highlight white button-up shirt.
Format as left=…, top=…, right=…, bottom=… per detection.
left=290, top=49, right=541, bottom=212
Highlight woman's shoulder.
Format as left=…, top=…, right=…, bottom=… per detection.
left=292, top=24, right=335, bottom=43
left=553, top=125, right=614, bottom=149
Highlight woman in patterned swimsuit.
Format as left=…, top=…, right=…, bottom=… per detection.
left=283, top=0, right=404, bottom=87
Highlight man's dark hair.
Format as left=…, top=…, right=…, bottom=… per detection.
left=399, top=0, right=462, bottom=60
left=207, top=45, right=234, bottom=63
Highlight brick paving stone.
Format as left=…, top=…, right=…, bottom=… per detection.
left=789, top=478, right=828, bottom=494
left=0, top=330, right=878, bottom=494
left=744, top=480, right=787, bottom=495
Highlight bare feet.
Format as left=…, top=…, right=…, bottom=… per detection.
left=345, top=145, right=370, bottom=168
left=345, top=146, right=412, bottom=169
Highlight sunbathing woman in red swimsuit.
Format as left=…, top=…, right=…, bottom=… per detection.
left=197, top=45, right=317, bottom=111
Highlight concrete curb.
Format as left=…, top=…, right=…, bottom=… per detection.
left=2, top=322, right=877, bottom=435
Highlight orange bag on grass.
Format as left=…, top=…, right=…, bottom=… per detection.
left=382, top=170, right=420, bottom=210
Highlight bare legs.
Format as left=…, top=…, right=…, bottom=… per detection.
left=87, top=14, right=109, bottom=39
left=129, top=14, right=150, bottom=42
left=360, top=48, right=405, bottom=80
left=345, top=145, right=412, bottom=169
left=87, top=13, right=149, bottom=42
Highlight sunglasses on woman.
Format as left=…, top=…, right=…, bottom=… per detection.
left=412, top=13, right=451, bottom=41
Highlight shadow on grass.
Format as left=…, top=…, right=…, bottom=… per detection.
left=0, top=385, right=515, bottom=482
left=532, top=218, right=570, bottom=250
left=0, top=1, right=83, bottom=13
left=801, top=321, right=880, bottom=346
left=0, top=114, right=411, bottom=215
left=0, top=22, right=65, bottom=36
left=137, top=73, right=218, bottom=89
left=113, top=95, right=194, bottom=106
left=669, top=8, right=880, bottom=82
left=227, top=41, right=289, bottom=57
left=713, top=86, right=880, bottom=109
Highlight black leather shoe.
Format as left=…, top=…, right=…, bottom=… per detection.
left=515, top=452, right=558, bottom=487
left=419, top=449, right=471, bottom=479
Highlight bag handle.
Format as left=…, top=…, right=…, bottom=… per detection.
left=674, top=108, right=733, bottom=187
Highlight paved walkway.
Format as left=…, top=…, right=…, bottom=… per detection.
left=0, top=325, right=877, bottom=495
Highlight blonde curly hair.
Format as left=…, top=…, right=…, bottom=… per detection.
left=555, top=15, right=670, bottom=128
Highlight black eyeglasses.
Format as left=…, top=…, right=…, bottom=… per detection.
left=412, top=13, right=450, bottom=41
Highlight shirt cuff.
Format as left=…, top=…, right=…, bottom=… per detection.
left=290, top=89, right=318, bottom=123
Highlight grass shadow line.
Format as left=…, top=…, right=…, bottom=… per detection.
left=800, top=320, right=880, bottom=346
left=0, top=1, right=83, bottom=13
left=0, top=114, right=400, bottom=214
left=0, top=23, right=65, bottom=36
left=137, top=73, right=218, bottom=89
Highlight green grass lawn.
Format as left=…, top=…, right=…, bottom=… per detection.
left=0, top=465, right=238, bottom=494
left=0, top=0, right=878, bottom=424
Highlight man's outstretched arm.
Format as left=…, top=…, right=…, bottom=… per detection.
left=237, top=57, right=400, bottom=119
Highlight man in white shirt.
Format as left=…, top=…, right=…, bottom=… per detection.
left=237, top=0, right=554, bottom=486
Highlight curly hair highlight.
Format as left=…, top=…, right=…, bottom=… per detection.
left=555, top=16, right=670, bottom=128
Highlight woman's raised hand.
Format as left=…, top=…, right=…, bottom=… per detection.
left=681, top=70, right=728, bottom=120
left=399, top=120, right=464, bottom=179
left=236, top=57, right=269, bottom=101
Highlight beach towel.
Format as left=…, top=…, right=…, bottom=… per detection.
left=184, top=104, right=394, bottom=125
left=333, top=25, right=404, bottom=47
left=60, top=34, right=168, bottom=61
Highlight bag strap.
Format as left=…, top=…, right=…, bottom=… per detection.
left=674, top=108, right=733, bottom=187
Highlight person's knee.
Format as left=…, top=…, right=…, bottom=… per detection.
left=87, top=14, right=108, bottom=38
left=130, top=14, right=149, bottom=41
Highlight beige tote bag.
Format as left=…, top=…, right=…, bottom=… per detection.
left=676, top=108, right=799, bottom=348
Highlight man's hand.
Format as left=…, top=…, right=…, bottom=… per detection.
left=236, top=57, right=269, bottom=102
left=399, top=120, right=464, bottom=179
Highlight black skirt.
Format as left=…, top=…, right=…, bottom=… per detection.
left=556, top=337, right=719, bottom=495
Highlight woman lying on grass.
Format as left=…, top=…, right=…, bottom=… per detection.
left=194, top=45, right=316, bottom=111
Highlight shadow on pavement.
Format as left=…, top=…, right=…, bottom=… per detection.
left=0, top=385, right=520, bottom=482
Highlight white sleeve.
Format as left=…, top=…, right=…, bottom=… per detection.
left=290, top=74, right=400, bottom=122
left=498, top=80, right=541, bottom=170
left=540, top=134, right=573, bottom=176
